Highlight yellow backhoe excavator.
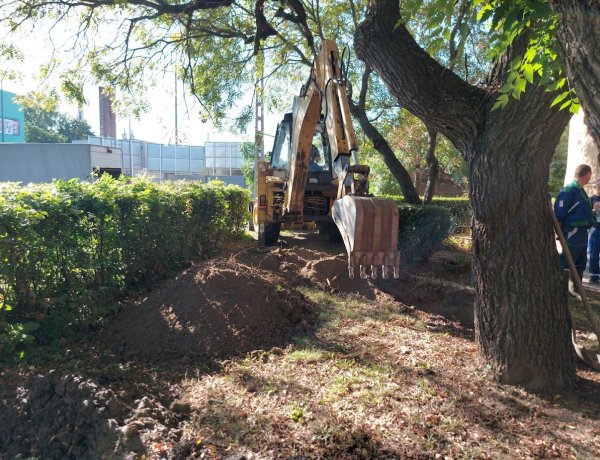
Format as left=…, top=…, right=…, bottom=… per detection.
left=253, top=40, right=400, bottom=279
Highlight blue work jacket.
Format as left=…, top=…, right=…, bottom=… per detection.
left=554, top=180, right=594, bottom=230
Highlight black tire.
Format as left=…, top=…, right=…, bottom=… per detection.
left=327, top=222, right=343, bottom=242
left=318, top=222, right=342, bottom=242
left=264, top=222, right=281, bottom=246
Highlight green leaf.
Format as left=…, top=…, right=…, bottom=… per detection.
left=21, top=322, right=40, bottom=333
left=569, top=102, right=580, bottom=114
left=499, top=82, right=513, bottom=94
left=514, top=76, right=527, bottom=93
left=559, top=99, right=572, bottom=111
left=523, top=65, right=534, bottom=84
left=492, top=94, right=509, bottom=111
left=524, top=46, right=537, bottom=63
left=507, top=70, right=519, bottom=84
left=550, top=91, right=569, bottom=108
left=512, top=87, right=522, bottom=100
left=477, top=4, right=494, bottom=22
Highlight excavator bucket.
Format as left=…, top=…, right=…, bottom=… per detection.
left=332, top=196, right=401, bottom=279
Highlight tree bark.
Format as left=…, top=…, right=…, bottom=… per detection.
left=550, top=0, right=600, bottom=152
left=356, top=0, right=575, bottom=392
left=423, top=124, right=438, bottom=205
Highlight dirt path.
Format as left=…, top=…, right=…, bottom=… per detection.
left=1, top=232, right=599, bottom=459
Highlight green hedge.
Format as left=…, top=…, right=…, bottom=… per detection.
left=387, top=195, right=471, bottom=232
left=0, top=176, right=250, bottom=361
left=397, top=204, right=455, bottom=262
left=431, top=197, right=471, bottom=231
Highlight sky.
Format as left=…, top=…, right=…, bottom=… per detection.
left=0, top=19, right=280, bottom=147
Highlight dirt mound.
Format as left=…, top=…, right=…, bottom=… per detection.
left=102, top=259, right=315, bottom=363
left=373, top=275, right=475, bottom=328
left=258, top=245, right=382, bottom=299
left=300, top=255, right=382, bottom=299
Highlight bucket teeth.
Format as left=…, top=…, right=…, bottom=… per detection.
left=370, top=265, right=378, bottom=279
left=360, top=265, right=368, bottom=279
left=350, top=264, right=400, bottom=280
left=382, top=265, right=390, bottom=279
left=332, top=195, right=401, bottom=280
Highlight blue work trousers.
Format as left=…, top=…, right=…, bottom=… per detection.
left=559, top=226, right=589, bottom=272
left=588, top=227, right=600, bottom=277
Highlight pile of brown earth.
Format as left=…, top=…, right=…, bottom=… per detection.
left=103, top=258, right=316, bottom=364
left=0, top=235, right=476, bottom=459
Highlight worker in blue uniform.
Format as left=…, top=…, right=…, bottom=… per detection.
left=587, top=178, right=600, bottom=283
left=554, top=163, right=594, bottom=292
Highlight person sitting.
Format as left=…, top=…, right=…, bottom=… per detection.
left=309, top=145, right=323, bottom=171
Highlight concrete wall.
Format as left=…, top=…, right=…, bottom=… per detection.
left=91, top=145, right=122, bottom=170
left=0, top=138, right=248, bottom=187
left=413, top=171, right=466, bottom=197
left=0, top=144, right=93, bottom=183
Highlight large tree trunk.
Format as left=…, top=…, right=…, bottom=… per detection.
left=355, top=0, right=575, bottom=392
left=550, top=0, right=600, bottom=151
left=423, top=124, right=438, bottom=205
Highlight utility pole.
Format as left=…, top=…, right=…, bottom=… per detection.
left=254, top=47, right=265, bottom=197
left=1, top=79, right=5, bottom=143
left=174, top=69, right=179, bottom=145
left=253, top=45, right=265, bottom=242
left=129, top=120, right=134, bottom=177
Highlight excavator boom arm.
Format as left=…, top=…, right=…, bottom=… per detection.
left=284, top=40, right=358, bottom=217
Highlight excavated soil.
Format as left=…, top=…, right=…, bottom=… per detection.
left=103, top=258, right=315, bottom=364
left=0, top=233, right=478, bottom=459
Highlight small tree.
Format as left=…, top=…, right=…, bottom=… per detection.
left=16, top=90, right=94, bottom=143
left=239, top=142, right=255, bottom=190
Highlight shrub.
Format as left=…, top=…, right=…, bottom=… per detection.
left=430, top=197, right=471, bottom=232
left=0, top=177, right=250, bottom=363
left=397, top=204, right=454, bottom=263
left=387, top=195, right=471, bottom=233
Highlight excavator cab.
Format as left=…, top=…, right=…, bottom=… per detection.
left=254, top=39, right=401, bottom=279
left=267, top=114, right=339, bottom=225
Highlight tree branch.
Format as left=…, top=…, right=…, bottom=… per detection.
left=349, top=66, right=421, bottom=204
left=354, top=0, right=485, bottom=153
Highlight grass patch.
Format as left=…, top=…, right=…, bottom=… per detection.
left=415, top=276, right=464, bottom=290
left=298, top=286, right=401, bottom=324
left=324, top=361, right=394, bottom=408
left=287, top=348, right=334, bottom=364
left=569, top=294, right=600, bottom=331
left=444, top=235, right=472, bottom=253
